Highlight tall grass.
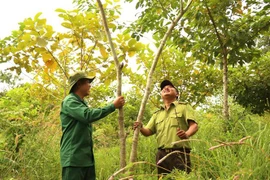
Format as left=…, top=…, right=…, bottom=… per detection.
left=1, top=108, right=269, bottom=180
left=0, top=109, right=61, bottom=180
left=94, top=111, right=270, bottom=180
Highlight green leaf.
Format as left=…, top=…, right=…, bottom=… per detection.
left=98, top=44, right=109, bottom=59
left=128, top=39, right=137, bottom=47
left=21, top=34, right=31, bottom=41
left=128, top=51, right=136, bottom=57
left=34, top=12, right=43, bottom=21
left=55, top=8, right=66, bottom=13
left=37, top=19, right=47, bottom=27
left=61, top=22, right=72, bottom=29
left=37, top=37, right=48, bottom=47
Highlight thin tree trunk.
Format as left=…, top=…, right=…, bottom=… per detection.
left=129, top=0, right=194, bottom=163
left=97, top=0, right=126, bottom=168
left=223, top=55, right=229, bottom=119
left=204, top=1, right=229, bottom=119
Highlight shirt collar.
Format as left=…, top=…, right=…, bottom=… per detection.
left=71, top=92, right=83, bottom=101
left=161, top=101, right=178, bottom=110
left=70, top=93, right=88, bottom=105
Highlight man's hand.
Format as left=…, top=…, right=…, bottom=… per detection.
left=113, top=96, right=125, bottom=109
left=133, top=121, right=143, bottom=130
left=176, top=128, right=189, bottom=139
left=133, top=121, right=153, bottom=137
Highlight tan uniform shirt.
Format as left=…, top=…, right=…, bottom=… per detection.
left=145, top=101, right=196, bottom=149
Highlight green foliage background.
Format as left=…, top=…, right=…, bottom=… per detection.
left=1, top=0, right=270, bottom=179
left=0, top=83, right=269, bottom=179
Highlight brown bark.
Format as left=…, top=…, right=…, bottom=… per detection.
left=97, top=0, right=126, bottom=168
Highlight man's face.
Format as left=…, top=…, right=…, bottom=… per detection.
left=161, top=85, right=178, bottom=100
left=77, top=79, right=92, bottom=96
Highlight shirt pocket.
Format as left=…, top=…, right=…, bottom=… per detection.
left=155, top=118, right=165, bottom=133
left=171, top=112, right=189, bottom=130
left=169, top=112, right=183, bottom=128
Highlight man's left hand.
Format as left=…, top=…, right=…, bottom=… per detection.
left=176, top=128, right=189, bottom=139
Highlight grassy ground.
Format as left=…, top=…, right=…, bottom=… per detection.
left=1, top=111, right=269, bottom=180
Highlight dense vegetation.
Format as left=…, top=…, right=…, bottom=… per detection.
left=0, top=85, right=269, bottom=179
left=1, top=0, right=269, bottom=179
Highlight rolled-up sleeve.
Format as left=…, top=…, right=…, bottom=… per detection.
left=145, top=114, right=157, bottom=134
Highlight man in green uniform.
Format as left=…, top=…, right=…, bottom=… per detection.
left=134, top=80, right=198, bottom=176
left=60, top=71, right=125, bottom=180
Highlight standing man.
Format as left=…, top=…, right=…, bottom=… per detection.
left=60, top=71, right=125, bottom=180
left=134, top=80, right=198, bottom=176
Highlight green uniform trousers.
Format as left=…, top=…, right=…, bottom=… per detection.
left=62, top=166, right=96, bottom=180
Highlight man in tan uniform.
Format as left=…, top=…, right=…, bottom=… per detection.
left=134, top=80, right=198, bottom=176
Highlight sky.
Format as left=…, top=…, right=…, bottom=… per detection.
left=0, top=0, right=75, bottom=38
left=0, top=0, right=138, bottom=38
left=0, top=0, right=74, bottom=90
left=0, top=0, right=141, bottom=91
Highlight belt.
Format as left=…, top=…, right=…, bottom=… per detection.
left=158, top=148, right=190, bottom=153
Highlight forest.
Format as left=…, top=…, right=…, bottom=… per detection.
left=0, top=0, right=270, bottom=179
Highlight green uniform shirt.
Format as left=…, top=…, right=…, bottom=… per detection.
left=60, top=93, right=115, bottom=167
left=145, top=101, right=196, bottom=149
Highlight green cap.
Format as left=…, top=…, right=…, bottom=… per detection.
left=68, top=71, right=95, bottom=93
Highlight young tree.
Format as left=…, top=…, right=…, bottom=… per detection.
left=127, top=0, right=270, bottom=120
left=128, top=0, right=194, bottom=164
left=173, top=0, right=270, bottom=119
left=96, top=0, right=126, bottom=168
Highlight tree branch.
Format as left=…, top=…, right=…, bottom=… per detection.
left=108, top=161, right=167, bottom=180
left=85, top=40, right=98, bottom=67
left=45, top=47, right=68, bottom=79
left=204, top=1, right=226, bottom=54
left=209, top=136, right=251, bottom=150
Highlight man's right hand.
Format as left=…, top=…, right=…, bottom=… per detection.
left=133, top=121, right=153, bottom=136
left=113, top=96, right=125, bottom=109
left=133, top=121, right=143, bottom=130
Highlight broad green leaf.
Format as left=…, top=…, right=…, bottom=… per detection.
left=42, top=53, right=52, bottom=62
left=13, top=58, right=20, bottom=64
left=21, top=34, right=31, bottom=41
left=61, top=22, right=72, bottom=29
left=37, top=19, right=47, bottom=27
left=55, top=8, right=66, bottom=13
left=124, top=34, right=130, bottom=41
left=128, top=51, right=136, bottom=57
left=37, top=37, right=48, bottom=47
left=108, top=23, right=116, bottom=29
left=134, top=43, right=144, bottom=50
left=34, top=12, right=43, bottom=21
left=98, top=44, right=109, bottom=59
left=50, top=43, right=59, bottom=51
left=128, top=39, right=137, bottom=47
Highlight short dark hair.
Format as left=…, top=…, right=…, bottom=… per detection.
left=70, top=78, right=89, bottom=93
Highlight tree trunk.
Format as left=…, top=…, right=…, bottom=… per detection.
left=129, top=0, right=194, bottom=163
left=97, top=0, right=126, bottom=168
left=223, top=55, right=229, bottom=119
left=204, top=2, right=229, bottom=119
